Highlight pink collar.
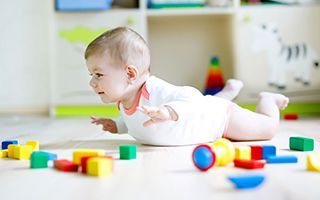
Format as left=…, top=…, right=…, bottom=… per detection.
left=117, top=83, right=150, bottom=116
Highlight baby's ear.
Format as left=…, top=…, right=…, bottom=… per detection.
left=125, top=65, right=138, bottom=83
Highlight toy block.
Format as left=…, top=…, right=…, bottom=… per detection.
left=192, top=145, right=215, bottom=171
left=87, top=157, right=113, bottom=177
left=262, top=145, right=276, bottom=159
left=0, top=149, right=8, bottom=158
left=284, top=113, right=298, bottom=120
left=26, top=140, right=39, bottom=151
left=8, top=144, right=19, bottom=158
left=47, top=152, right=58, bottom=160
left=81, top=156, right=94, bottom=174
left=54, top=159, right=79, bottom=172
left=290, top=137, right=314, bottom=151
left=306, top=153, right=320, bottom=172
left=81, top=155, right=113, bottom=174
left=14, top=145, right=33, bottom=160
left=235, top=146, right=251, bottom=160
left=72, top=149, right=105, bottom=164
left=34, top=151, right=57, bottom=161
left=251, top=146, right=263, bottom=160
left=266, top=155, right=298, bottom=164
left=30, top=151, right=49, bottom=169
left=234, top=159, right=265, bottom=169
left=120, top=145, right=137, bottom=160
left=228, top=174, right=265, bottom=189
left=2, top=140, right=18, bottom=150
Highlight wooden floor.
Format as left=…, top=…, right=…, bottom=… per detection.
left=0, top=115, right=319, bottom=200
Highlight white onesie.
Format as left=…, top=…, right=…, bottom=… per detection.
left=115, top=76, right=234, bottom=146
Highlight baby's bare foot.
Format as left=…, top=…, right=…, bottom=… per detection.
left=215, top=79, right=244, bottom=100
left=225, top=79, right=244, bottom=92
left=259, top=92, right=289, bottom=110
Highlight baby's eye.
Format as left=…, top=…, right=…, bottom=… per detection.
left=95, top=73, right=104, bottom=78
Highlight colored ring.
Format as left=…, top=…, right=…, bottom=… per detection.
left=192, top=144, right=215, bottom=171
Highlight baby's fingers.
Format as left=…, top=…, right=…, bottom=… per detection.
left=137, top=105, right=160, bottom=116
left=90, top=116, right=99, bottom=122
left=137, top=105, right=149, bottom=114
left=91, top=117, right=105, bottom=125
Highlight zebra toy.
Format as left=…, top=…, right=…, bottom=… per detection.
left=252, top=24, right=319, bottom=90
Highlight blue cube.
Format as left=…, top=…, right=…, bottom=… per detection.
left=55, top=0, right=113, bottom=11
left=262, top=145, right=276, bottom=159
left=2, top=140, right=18, bottom=150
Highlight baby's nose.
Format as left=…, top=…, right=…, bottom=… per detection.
left=89, top=78, right=97, bottom=88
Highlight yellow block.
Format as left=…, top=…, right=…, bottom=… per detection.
left=14, top=145, right=33, bottom=160
left=26, top=140, right=39, bottom=151
left=307, top=153, right=320, bottom=172
left=73, top=149, right=105, bottom=165
left=87, top=157, right=113, bottom=177
left=0, top=149, right=8, bottom=158
left=8, top=144, right=19, bottom=158
left=235, top=146, right=251, bottom=160
left=211, top=138, right=235, bottom=166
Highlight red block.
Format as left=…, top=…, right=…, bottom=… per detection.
left=234, top=159, right=265, bottom=169
left=54, top=159, right=79, bottom=172
left=81, top=155, right=113, bottom=174
left=251, top=146, right=263, bottom=160
left=284, top=113, right=298, bottom=120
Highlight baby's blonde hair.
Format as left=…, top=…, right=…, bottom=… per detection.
left=85, top=27, right=150, bottom=73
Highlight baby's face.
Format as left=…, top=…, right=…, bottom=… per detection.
left=86, top=53, right=128, bottom=104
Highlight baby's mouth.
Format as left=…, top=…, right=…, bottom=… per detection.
left=98, top=92, right=104, bottom=95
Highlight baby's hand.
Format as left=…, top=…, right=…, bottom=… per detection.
left=90, top=116, right=118, bottom=133
left=137, top=105, right=177, bottom=127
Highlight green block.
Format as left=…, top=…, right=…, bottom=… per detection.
left=30, top=151, right=49, bottom=168
left=289, top=137, right=314, bottom=151
left=119, top=145, right=137, bottom=160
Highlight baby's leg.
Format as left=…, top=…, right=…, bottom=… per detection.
left=225, top=92, right=289, bottom=141
left=215, top=79, right=243, bottom=101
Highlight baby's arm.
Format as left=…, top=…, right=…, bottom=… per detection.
left=137, top=105, right=178, bottom=127
left=91, top=116, right=118, bottom=133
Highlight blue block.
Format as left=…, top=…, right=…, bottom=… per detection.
left=228, top=174, right=265, bottom=189
left=34, top=151, right=57, bottom=161
left=266, top=155, right=298, bottom=164
left=55, top=0, right=112, bottom=11
left=47, top=152, right=58, bottom=161
left=2, top=140, right=18, bottom=150
left=262, top=145, right=276, bottom=159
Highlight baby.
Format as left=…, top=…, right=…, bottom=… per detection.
left=85, top=27, right=289, bottom=146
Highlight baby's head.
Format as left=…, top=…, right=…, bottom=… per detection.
left=85, top=27, right=150, bottom=104
left=85, top=27, right=150, bottom=73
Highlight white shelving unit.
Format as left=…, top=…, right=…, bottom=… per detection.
left=50, top=0, right=320, bottom=116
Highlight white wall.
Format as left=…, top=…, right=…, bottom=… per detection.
left=148, top=15, right=234, bottom=90
left=0, top=0, right=51, bottom=113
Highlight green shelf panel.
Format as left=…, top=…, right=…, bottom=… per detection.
left=55, top=105, right=120, bottom=118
